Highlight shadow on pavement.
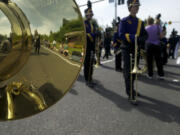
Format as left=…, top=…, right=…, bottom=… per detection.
left=139, top=94, right=180, bottom=124
left=138, top=75, right=180, bottom=92
left=165, top=70, right=180, bottom=78
left=69, top=88, right=78, bottom=95
left=69, top=74, right=84, bottom=95
left=86, top=81, right=180, bottom=124
left=100, top=64, right=115, bottom=71
left=91, top=81, right=133, bottom=111
left=76, top=74, right=85, bottom=83
left=165, top=63, right=180, bottom=68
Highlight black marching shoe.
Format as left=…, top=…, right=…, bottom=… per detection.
left=127, top=91, right=141, bottom=98
left=128, top=97, right=138, bottom=106
left=115, top=68, right=123, bottom=72
left=85, top=81, right=96, bottom=88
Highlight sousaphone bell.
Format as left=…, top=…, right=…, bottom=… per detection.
left=0, top=0, right=86, bottom=121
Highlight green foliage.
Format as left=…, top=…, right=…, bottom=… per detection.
left=0, top=34, right=7, bottom=42
left=41, top=18, right=84, bottom=43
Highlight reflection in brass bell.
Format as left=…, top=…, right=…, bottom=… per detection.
left=0, top=0, right=86, bottom=120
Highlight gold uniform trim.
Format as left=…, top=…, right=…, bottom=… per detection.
left=113, top=43, right=117, bottom=47
left=117, top=39, right=122, bottom=44
left=125, top=33, right=131, bottom=43
left=133, top=0, right=137, bottom=4
left=87, top=33, right=94, bottom=42
left=136, top=19, right=142, bottom=36
left=90, top=22, right=94, bottom=33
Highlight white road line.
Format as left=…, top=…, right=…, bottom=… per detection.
left=101, top=58, right=115, bottom=64
left=43, top=46, right=114, bottom=68
left=172, top=79, right=179, bottom=82
left=42, top=46, right=80, bottom=68
left=81, top=58, right=115, bottom=69
left=176, top=57, right=180, bottom=65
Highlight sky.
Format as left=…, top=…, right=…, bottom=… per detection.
left=0, top=0, right=179, bottom=37
left=0, top=0, right=79, bottom=35
left=75, top=0, right=180, bottom=37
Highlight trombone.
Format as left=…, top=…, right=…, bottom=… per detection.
left=130, top=35, right=142, bottom=102
left=131, top=35, right=143, bottom=74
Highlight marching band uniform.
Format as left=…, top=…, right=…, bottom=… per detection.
left=95, top=29, right=103, bottom=65
left=118, top=0, right=148, bottom=104
left=174, top=37, right=180, bottom=59
left=161, top=26, right=168, bottom=65
left=113, top=24, right=122, bottom=71
left=168, top=29, right=179, bottom=59
left=84, top=2, right=96, bottom=87
left=103, top=32, right=111, bottom=59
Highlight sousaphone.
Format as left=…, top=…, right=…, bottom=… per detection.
left=0, top=0, right=85, bottom=121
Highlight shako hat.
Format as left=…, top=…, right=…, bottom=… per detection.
left=127, top=0, right=140, bottom=8
left=84, top=1, right=94, bottom=16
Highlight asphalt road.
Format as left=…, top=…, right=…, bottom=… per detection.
left=0, top=49, right=180, bottom=135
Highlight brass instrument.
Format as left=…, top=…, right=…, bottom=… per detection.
left=130, top=35, right=149, bottom=103
left=131, top=35, right=147, bottom=74
left=95, top=30, right=101, bottom=67
left=130, top=35, right=141, bottom=103
left=140, top=49, right=148, bottom=73
left=0, top=0, right=85, bottom=120
left=131, top=35, right=143, bottom=74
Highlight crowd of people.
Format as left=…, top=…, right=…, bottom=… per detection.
left=83, top=0, right=180, bottom=105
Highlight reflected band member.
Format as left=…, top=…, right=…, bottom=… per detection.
left=34, top=30, right=41, bottom=54
left=118, top=0, right=148, bottom=105
left=84, top=1, right=96, bottom=87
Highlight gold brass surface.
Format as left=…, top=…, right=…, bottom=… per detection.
left=0, top=0, right=85, bottom=120
left=140, top=49, right=148, bottom=73
left=131, top=35, right=142, bottom=74
left=131, top=35, right=147, bottom=74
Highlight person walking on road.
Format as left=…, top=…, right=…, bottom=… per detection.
left=84, top=1, right=96, bottom=87
left=168, top=29, right=179, bottom=59
left=103, top=31, right=111, bottom=59
left=118, top=0, right=148, bottom=105
left=113, top=21, right=123, bottom=72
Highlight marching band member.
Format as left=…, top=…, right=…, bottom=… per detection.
left=84, top=1, right=96, bottom=87
left=113, top=20, right=123, bottom=72
left=118, top=0, right=148, bottom=105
